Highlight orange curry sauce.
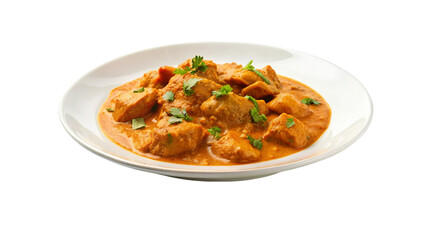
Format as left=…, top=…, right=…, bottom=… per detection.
left=98, top=64, right=331, bottom=166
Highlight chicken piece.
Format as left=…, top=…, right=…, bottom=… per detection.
left=200, top=93, right=269, bottom=127
left=217, top=63, right=242, bottom=83
left=132, top=130, right=153, bottom=153
left=112, top=88, right=158, bottom=122
left=211, top=131, right=260, bottom=163
left=138, top=66, right=176, bottom=88
left=259, top=65, right=282, bottom=89
left=228, top=68, right=260, bottom=86
left=149, top=118, right=206, bottom=157
left=263, top=113, right=309, bottom=148
left=241, top=81, right=280, bottom=99
left=224, top=64, right=281, bottom=89
left=267, top=93, right=312, bottom=118
left=159, top=74, right=222, bottom=114
left=177, top=59, right=223, bottom=84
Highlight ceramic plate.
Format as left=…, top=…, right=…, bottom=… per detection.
left=59, top=42, right=373, bottom=181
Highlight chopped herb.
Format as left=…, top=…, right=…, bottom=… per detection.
left=245, top=95, right=260, bottom=111
left=301, top=97, right=320, bottom=105
left=249, top=107, right=267, bottom=123
left=106, top=108, right=114, bottom=112
left=243, top=60, right=271, bottom=84
left=168, top=107, right=193, bottom=124
left=286, top=118, right=295, bottom=128
left=167, top=133, right=173, bottom=144
left=208, top=126, right=222, bottom=139
left=245, top=95, right=267, bottom=123
left=133, top=87, right=145, bottom=93
left=163, top=91, right=174, bottom=101
left=173, top=67, right=191, bottom=75
left=212, top=85, right=233, bottom=98
left=247, top=135, right=263, bottom=150
left=168, top=116, right=183, bottom=124
left=183, top=78, right=202, bottom=96
left=132, top=117, right=146, bottom=130
left=190, top=55, right=208, bottom=74
left=173, top=56, right=208, bottom=75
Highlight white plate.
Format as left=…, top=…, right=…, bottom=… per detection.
left=59, top=42, right=373, bottom=181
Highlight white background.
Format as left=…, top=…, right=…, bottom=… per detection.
left=1, top=0, right=425, bottom=239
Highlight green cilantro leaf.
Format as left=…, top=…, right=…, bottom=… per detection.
left=168, top=107, right=193, bottom=124
left=163, top=91, right=174, bottom=101
left=245, top=95, right=267, bottom=123
left=247, top=135, right=263, bottom=150
left=301, top=98, right=320, bottom=105
left=173, top=67, right=191, bottom=75
left=106, top=108, right=114, bottom=112
left=245, top=95, right=260, bottom=111
left=170, top=107, right=182, bottom=116
left=132, top=117, right=146, bottom=130
left=168, top=116, right=183, bottom=124
left=167, top=133, right=173, bottom=144
left=173, top=56, right=209, bottom=75
left=212, top=85, right=233, bottom=98
left=133, top=87, right=145, bottom=93
left=286, top=118, right=295, bottom=128
left=190, top=55, right=208, bottom=74
left=249, top=108, right=267, bottom=123
left=243, top=60, right=271, bottom=85
left=207, top=126, right=222, bottom=139
left=183, top=78, right=202, bottom=96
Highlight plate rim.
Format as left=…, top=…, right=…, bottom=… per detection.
left=59, top=41, right=373, bottom=177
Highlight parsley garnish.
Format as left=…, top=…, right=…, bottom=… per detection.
left=183, top=78, right=202, bottom=96
left=168, top=107, right=193, bottom=124
left=249, top=107, right=267, bottom=123
left=212, top=85, right=233, bottom=98
left=167, top=133, right=173, bottom=144
left=245, top=95, right=267, bottom=123
left=133, top=87, right=145, bottom=93
left=245, top=95, right=260, bottom=110
left=106, top=108, right=114, bottom=112
left=173, top=56, right=208, bottom=75
left=174, top=68, right=191, bottom=75
left=286, top=118, right=295, bottom=128
left=247, top=135, right=263, bottom=150
left=163, top=91, right=174, bottom=101
left=168, top=116, right=183, bottom=124
left=301, top=98, right=320, bottom=105
left=208, top=126, right=222, bottom=139
left=243, top=60, right=271, bottom=85
left=132, top=117, right=146, bottom=130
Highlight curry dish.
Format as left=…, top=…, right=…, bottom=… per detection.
left=98, top=56, right=331, bottom=165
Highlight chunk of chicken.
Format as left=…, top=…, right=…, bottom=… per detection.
left=259, top=65, right=282, bottom=89
left=112, top=88, right=158, bottom=122
left=267, top=93, right=312, bottom=118
left=222, top=64, right=282, bottom=89
left=149, top=118, right=206, bottom=157
left=241, top=81, right=280, bottom=99
left=138, top=66, right=176, bottom=89
left=211, top=131, right=260, bottom=163
left=217, top=63, right=242, bottom=83
left=159, top=74, right=222, bottom=114
left=177, top=59, right=223, bottom=84
left=200, top=93, right=269, bottom=127
left=263, top=113, right=309, bottom=148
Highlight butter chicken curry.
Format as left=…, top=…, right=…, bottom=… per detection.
left=98, top=56, right=331, bottom=165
